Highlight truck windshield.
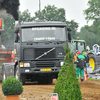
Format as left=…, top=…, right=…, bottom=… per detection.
left=21, top=27, right=66, bottom=42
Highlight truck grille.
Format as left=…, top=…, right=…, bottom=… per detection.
left=36, top=62, right=55, bottom=67
left=23, top=49, right=34, bottom=60
left=35, top=48, right=55, bottom=59
left=23, top=48, right=55, bottom=60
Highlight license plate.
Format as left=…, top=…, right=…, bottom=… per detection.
left=41, top=68, right=51, bottom=71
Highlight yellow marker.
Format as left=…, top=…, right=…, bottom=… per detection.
left=74, top=56, right=77, bottom=62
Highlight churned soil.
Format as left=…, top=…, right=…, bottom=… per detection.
left=0, top=79, right=100, bottom=100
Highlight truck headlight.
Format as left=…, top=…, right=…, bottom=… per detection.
left=60, top=61, right=64, bottom=66
left=24, top=63, right=30, bottom=67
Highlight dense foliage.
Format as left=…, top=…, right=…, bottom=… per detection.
left=2, top=77, right=23, bottom=96
left=53, top=46, right=82, bottom=100
left=84, top=0, right=100, bottom=22
left=34, top=5, right=66, bottom=22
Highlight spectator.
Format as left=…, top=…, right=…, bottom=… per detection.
left=76, top=52, right=85, bottom=82
left=74, top=52, right=78, bottom=69
left=74, top=52, right=78, bottom=62
left=84, top=51, right=89, bottom=71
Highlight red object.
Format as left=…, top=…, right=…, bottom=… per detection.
left=10, top=51, right=15, bottom=63
left=0, top=19, right=2, bottom=30
left=84, top=71, right=88, bottom=80
left=11, top=51, right=15, bottom=59
left=76, top=52, right=81, bottom=55
left=0, top=50, right=12, bottom=62
left=51, top=96, right=58, bottom=100
left=0, top=50, right=15, bottom=63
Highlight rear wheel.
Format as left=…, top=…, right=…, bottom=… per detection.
left=88, top=54, right=96, bottom=70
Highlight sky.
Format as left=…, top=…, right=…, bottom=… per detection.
left=20, top=0, right=92, bottom=32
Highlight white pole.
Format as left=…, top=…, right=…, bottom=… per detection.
left=39, top=0, right=41, bottom=20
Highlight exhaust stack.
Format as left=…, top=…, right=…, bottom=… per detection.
left=0, top=0, right=20, bottom=20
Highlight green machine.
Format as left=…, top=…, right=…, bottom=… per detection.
left=69, top=39, right=86, bottom=56
left=69, top=38, right=100, bottom=71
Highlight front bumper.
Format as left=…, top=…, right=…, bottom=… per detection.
left=19, top=67, right=61, bottom=74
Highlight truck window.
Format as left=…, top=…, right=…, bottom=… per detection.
left=21, top=27, right=66, bottom=42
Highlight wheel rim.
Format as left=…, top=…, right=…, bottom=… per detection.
left=89, top=58, right=95, bottom=70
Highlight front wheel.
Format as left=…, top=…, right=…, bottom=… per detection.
left=15, top=65, right=26, bottom=85
left=20, top=74, right=26, bottom=85
left=15, top=65, right=19, bottom=79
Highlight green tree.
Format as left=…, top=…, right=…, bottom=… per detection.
left=82, top=0, right=100, bottom=48
left=77, top=20, right=100, bottom=48
left=53, top=46, right=82, bottom=100
left=19, top=9, right=35, bottom=23
left=34, top=5, right=66, bottom=22
left=77, top=26, right=96, bottom=49
left=84, top=0, right=100, bottom=22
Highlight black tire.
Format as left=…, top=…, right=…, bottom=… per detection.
left=2, top=66, right=7, bottom=81
left=20, top=74, right=26, bottom=85
left=38, top=78, right=53, bottom=84
left=14, top=65, right=26, bottom=85
left=14, top=65, right=19, bottom=79
left=46, top=78, right=53, bottom=84
left=88, top=54, right=97, bottom=70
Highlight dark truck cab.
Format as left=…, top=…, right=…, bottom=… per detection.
left=2, top=21, right=71, bottom=84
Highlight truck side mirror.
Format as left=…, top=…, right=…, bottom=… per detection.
left=15, top=29, right=19, bottom=43
left=15, top=33, right=18, bottom=43
left=67, top=28, right=72, bottom=42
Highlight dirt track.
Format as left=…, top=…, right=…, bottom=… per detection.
left=0, top=79, right=100, bottom=100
